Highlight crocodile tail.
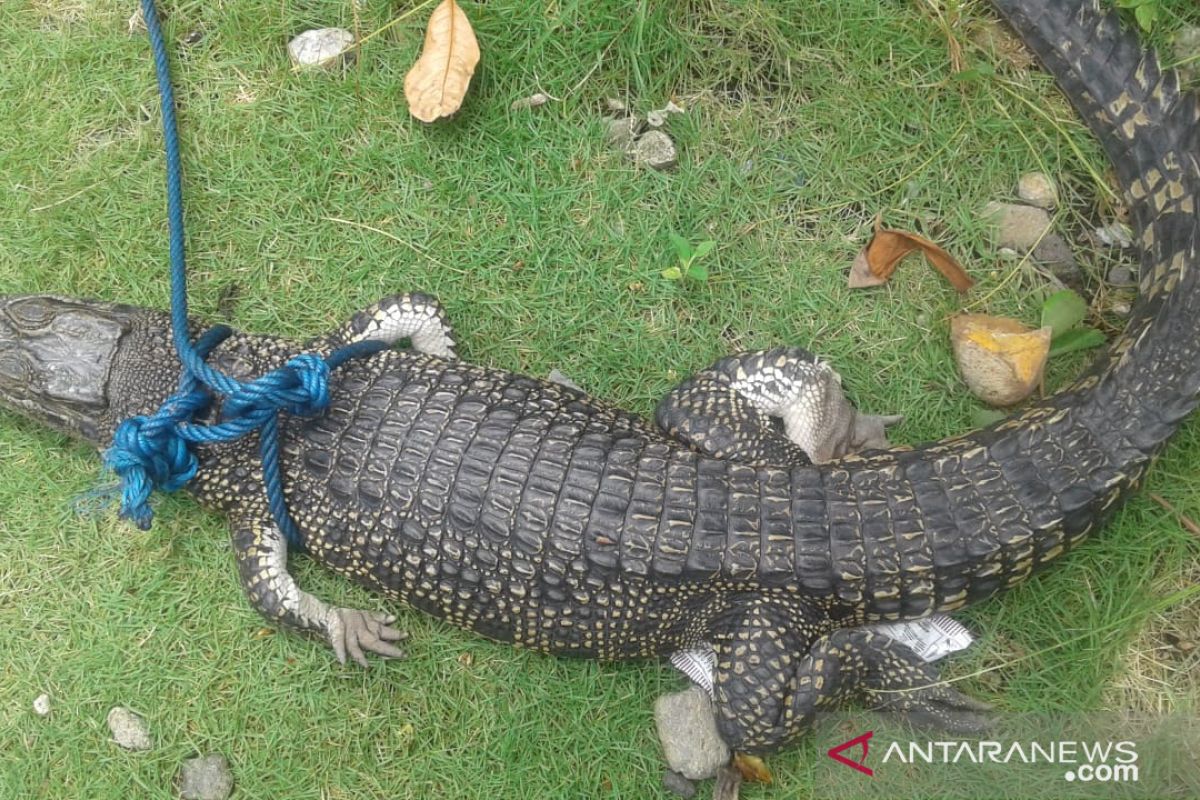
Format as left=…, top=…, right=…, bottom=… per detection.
left=993, top=0, right=1200, bottom=437
left=777, top=2, right=1200, bottom=616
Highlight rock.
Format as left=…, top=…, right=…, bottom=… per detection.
left=662, top=769, right=697, bottom=799
left=605, top=116, right=640, bottom=150
left=33, top=694, right=51, bottom=716
left=107, top=707, right=152, bottom=751
left=1031, top=232, right=1082, bottom=286
left=547, top=370, right=583, bottom=392
left=510, top=92, right=551, bottom=111
left=983, top=201, right=1052, bottom=252
left=287, top=28, right=356, bottom=71
left=177, top=754, right=234, bottom=800
left=1017, top=172, right=1057, bottom=210
left=654, top=687, right=730, bottom=780
left=1091, top=222, right=1134, bottom=249
left=604, top=97, right=628, bottom=115
left=1111, top=300, right=1132, bottom=318
left=1174, top=26, right=1200, bottom=84
left=1107, top=265, right=1136, bottom=288
left=630, top=131, right=678, bottom=171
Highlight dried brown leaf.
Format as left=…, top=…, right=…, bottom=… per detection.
left=849, top=216, right=974, bottom=292
left=404, top=0, right=480, bottom=123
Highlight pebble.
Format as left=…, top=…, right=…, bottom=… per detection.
left=1111, top=300, right=1132, bottom=318
left=605, top=117, right=640, bottom=150
left=107, top=707, right=152, bottom=751
left=177, top=754, right=234, bottom=800
left=1092, top=222, right=1134, bottom=249
left=1031, top=232, right=1082, bottom=287
left=604, top=97, right=628, bottom=115
left=630, top=130, right=678, bottom=171
left=1017, top=172, right=1057, bottom=210
left=510, top=92, right=551, bottom=111
left=662, top=769, right=697, bottom=799
left=654, top=687, right=730, bottom=780
left=1107, top=266, right=1137, bottom=288
left=983, top=201, right=1052, bottom=252
left=287, top=28, right=355, bottom=70
left=33, top=694, right=51, bottom=717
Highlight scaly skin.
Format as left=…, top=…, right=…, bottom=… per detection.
left=0, top=0, right=1196, bottom=758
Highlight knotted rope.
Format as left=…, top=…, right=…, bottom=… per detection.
left=103, top=0, right=382, bottom=548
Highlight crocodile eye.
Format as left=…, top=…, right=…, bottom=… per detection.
left=7, top=298, right=53, bottom=328
left=0, top=348, right=29, bottom=384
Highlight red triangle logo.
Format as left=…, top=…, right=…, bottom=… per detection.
left=827, top=730, right=874, bottom=777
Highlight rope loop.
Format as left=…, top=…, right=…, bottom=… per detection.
left=102, top=0, right=386, bottom=548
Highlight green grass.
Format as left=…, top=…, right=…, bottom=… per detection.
left=2, top=1, right=1199, bottom=797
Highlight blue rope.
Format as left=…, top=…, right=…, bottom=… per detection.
left=104, top=0, right=383, bottom=548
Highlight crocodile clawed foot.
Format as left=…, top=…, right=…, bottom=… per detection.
left=326, top=608, right=409, bottom=668
left=873, top=681, right=993, bottom=736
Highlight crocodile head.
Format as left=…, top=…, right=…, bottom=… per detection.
left=0, top=295, right=177, bottom=446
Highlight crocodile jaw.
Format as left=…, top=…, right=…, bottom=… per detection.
left=0, top=295, right=132, bottom=445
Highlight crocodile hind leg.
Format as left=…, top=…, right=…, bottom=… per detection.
left=707, top=601, right=989, bottom=754
left=656, top=347, right=902, bottom=465
left=655, top=348, right=816, bottom=467
left=315, top=292, right=458, bottom=357
left=231, top=515, right=408, bottom=667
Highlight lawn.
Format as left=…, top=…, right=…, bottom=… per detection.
left=1, top=1, right=1198, bottom=798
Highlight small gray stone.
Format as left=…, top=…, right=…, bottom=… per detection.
left=1031, top=232, right=1082, bottom=286
left=107, top=707, right=152, bottom=751
left=983, top=201, right=1052, bottom=252
left=654, top=686, right=730, bottom=780
left=662, top=769, right=697, bottom=799
left=630, top=130, right=678, bottom=171
left=605, top=116, right=640, bottom=150
left=1017, top=172, right=1058, bottom=210
left=510, top=92, right=551, bottom=111
left=177, top=754, right=234, bottom=800
left=1091, top=222, right=1134, bottom=249
left=604, top=97, right=628, bottom=115
left=33, top=693, right=51, bottom=717
left=547, top=369, right=583, bottom=392
left=287, top=28, right=356, bottom=70
left=1107, top=266, right=1136, bottom=288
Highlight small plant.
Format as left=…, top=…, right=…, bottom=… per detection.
left=662, top=233, right=715, bottom=282
left=1041, top=289, right=1106, bottom=357
left=1116, top=0, right=1160, bottom=33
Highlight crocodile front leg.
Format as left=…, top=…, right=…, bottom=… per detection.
left=231, top=514, right=408, bottom=667
left=707, top=600, right=990, bottom=754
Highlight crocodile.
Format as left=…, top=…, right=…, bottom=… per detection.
left=1, top=0, right=1197, bottom=762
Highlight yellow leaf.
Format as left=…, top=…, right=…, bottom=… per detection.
left=732, top=753, right=773, bottom=784
left=404, top=0, right=480, bottom=123
left=950, top=314, right=1050, bottom=407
